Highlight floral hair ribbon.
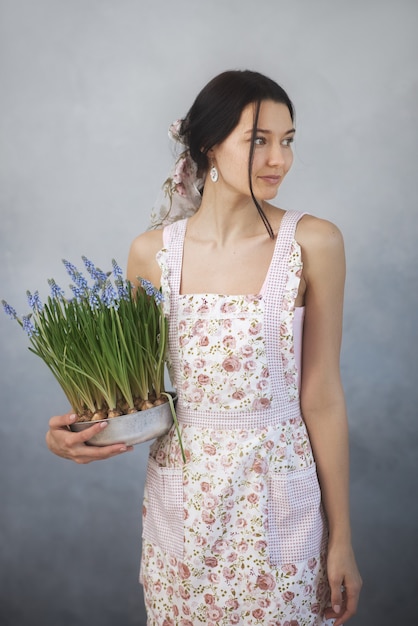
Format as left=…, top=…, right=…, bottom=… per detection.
left=149, top=120, right=205, bottom=229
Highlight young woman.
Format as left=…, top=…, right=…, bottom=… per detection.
left=47, top=70, right=362, bottom=625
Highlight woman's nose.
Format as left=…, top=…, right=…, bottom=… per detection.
left=267, top=142, right=285, bottom=166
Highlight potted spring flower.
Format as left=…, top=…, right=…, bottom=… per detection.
left=2, top=256, right=184, bottom=459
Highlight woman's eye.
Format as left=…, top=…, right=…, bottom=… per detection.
left=281, top=137, right=294, bottom=147
left=254, top=136, right=266, bottom=145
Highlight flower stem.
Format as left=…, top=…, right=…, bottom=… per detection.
left=161, top=392, right=186, bottom=463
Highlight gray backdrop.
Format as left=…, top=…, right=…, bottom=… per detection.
left=1, top=1, right=417, bottom=624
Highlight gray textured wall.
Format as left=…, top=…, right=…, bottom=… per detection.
left=1, top=1, right=417, bottom=624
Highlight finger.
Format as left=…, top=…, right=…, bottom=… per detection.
left=72, top=421, right=129, bottom=451
left=334, top=585, right=360, bottom=626
left=48, top=412, right=77, bottom=429
left=69, top=419, right=135, bottom=450
left=329, top=582, right=344, bottom=617
left=72, top=442, right=134, bottom=464
left=330, top=590, right=360, bottom=626
left=74, top=419, right=109, bottom=443
left=57, top=431, right=134, bottom=463
left=333, top=606, right=350, bottom=626
left=324, top=605, right=344, bottom=622
left=64, top=422, right=131, bottom=457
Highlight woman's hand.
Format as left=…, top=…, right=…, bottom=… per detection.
left=46, top=412, right=134, bottom=464
left=324, top=542, right=363, bottom=626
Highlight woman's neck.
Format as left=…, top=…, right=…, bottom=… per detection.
left=189, top=186, right=271, bottom=245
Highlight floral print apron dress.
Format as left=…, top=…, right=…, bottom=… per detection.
left=140, top=211, right=332, bottom=625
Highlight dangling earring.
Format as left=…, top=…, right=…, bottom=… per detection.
left=210, top=160, right=219, bottom=183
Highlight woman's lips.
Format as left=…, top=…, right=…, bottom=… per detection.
left=259, top=175, right=281, bottom=185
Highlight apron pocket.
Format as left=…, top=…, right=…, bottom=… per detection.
left=142, top=457, right=184, bottom=559
left=267, top=464, right=325, bottom=565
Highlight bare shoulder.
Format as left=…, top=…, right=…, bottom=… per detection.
left=295, top=213, right=344, bottom=252
left=128, top=228, right=164, bottom=260
left=127, top=228, right=164, bottom=286
left=295, top=214, right=345, bottom=287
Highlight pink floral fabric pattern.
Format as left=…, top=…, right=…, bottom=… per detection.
left=176, top=293, right=272, bottom=412
left=157, top=242, right=304, bottom=404
left=280, top=239, right=304, bottom=401
left=142, top=416, right=330, bottom=625
left=142, top=213, right=332, bottom=625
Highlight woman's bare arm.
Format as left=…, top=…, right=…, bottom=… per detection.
left=298, top=216, right=362, bottom=626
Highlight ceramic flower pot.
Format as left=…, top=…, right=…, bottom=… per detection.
left=70, top=394, right=177, bottom=447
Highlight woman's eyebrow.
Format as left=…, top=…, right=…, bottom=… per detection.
left=244, top=127, right=296, bottom=135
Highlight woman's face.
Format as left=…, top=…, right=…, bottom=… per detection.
left=210, top=99, right=295, bottom=201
